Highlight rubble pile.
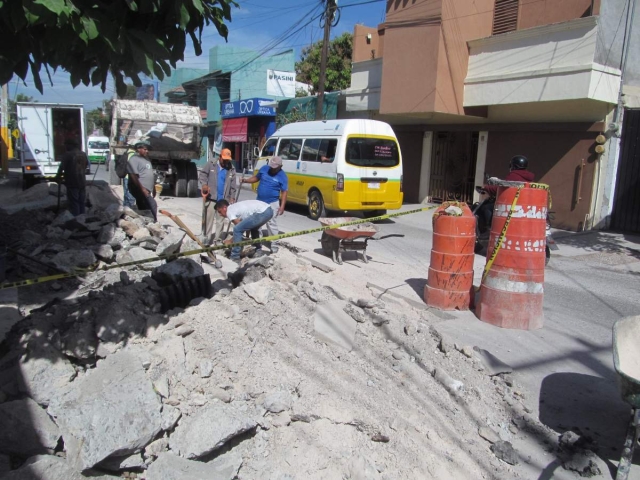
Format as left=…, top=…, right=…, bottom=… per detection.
left=0, top=238, right=577, bottom=480
left=0, top=182, right=597, bottom=479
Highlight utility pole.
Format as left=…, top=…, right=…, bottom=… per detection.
left=315, top=0, right=338, bottom=120
left=1, top=83, right=9, bottom=178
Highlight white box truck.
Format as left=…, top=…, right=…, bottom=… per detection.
left=109, top=100, right=203, bottom=197
left=17, top=103, right=87, bottom=189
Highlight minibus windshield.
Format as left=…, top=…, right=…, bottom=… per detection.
left=346, top=137, right=399, bottom=168
left=88, top=141, right=109, bottom=149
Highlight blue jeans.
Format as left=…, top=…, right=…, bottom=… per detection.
left=67, top=187, right=86, bottom=216
left=123, top=177, right=136, bottom=207
left=230, top=207, right=274, bottom=260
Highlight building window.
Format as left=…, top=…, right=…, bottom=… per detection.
left=492, top=0, right=519, bottom=35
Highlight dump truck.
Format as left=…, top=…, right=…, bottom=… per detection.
left=109, top=100, right=204, bottom=197
left=17, top=102, right=87, bottom=189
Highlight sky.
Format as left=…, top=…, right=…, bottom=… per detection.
left=12, top=0, right=387, bottom=111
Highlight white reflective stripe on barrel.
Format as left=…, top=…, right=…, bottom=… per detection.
left=483, top=275, right=544, bottom=294
left=494, top=204, right=548, bottom=219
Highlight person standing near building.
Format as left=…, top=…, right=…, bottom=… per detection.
left=241, top=155, right=288, bottom=253
left=56, top=138, right=88, bottom=216
left=199, top=148, right=238, bottom=245
left=126, top=140, right=158, bottom=222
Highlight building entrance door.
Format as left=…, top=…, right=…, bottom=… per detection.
left=611, top=109, right=640, bottom=233
left=429, top=132, right=478, bottom=204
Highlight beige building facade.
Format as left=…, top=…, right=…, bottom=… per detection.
left=345, top=0, right=640, bottom=232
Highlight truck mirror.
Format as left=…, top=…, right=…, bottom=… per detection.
left=253, top=146, right=259, bottom=157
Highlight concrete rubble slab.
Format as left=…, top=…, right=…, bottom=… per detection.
left=146, top=451, right=242, bottom=480
left=0, top=288, right=21, bottom=344
left=0, top=398, right=60, bottom=456
left=156, top=230, right=186, bottom=256
left=313, top=300, right=357, bottom=351
left=47, top=350, right=163, bottom=471
left=169, top=402, right=258, bottom=459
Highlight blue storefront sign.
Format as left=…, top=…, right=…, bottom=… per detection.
left=221, top=98, right=276, bottom=119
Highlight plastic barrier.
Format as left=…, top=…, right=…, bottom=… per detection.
left=477, top=184, right=548, bottom=330
left=424, top=203, right=476, bottom=310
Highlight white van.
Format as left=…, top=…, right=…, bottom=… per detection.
left=86, top=136, right=110, bottom=164
left=253, top=119, right=403, bottom=219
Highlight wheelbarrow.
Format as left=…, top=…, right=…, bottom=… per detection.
left=319, top=217, right=378, bottom=265
left=613, top=315, right=640, bottom=480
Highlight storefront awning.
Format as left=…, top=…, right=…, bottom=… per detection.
left=222, top=117, right=248, bottom=142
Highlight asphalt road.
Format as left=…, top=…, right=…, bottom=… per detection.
left=95, top=166, right=640, bottom=478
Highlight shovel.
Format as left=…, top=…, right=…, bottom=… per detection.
left=160, top=209, right=222, bottom=269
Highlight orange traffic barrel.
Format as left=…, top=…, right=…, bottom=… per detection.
left=424, top=203, right=476, bottom=310
left=477, top=184, right=548, bottom=330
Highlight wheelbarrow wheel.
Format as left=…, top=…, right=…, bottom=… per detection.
left=321, top=232, right=333, bottom=256
left=308, top=191, right=325, bottom=220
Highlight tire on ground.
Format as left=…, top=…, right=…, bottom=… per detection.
left=186, top=162, right=198, bottom=198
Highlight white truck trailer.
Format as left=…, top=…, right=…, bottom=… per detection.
left=109, top=100, right=203, bottom=197
left=16, top=103, right=87, bottom=189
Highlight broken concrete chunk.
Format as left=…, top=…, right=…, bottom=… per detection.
left=343, top=303, right=366, bottom=323
left=51, top=249, right=96, bottom=273
left=161, top=404, right=182, bottom=432
left=356, top=298, right=378, bottom=309
left=132, top=227, right=151, bottom=241
left=472, top=347, right=513, bottom=376
left=199, top=360, right=214, bottom=378
left=128, top=246, right=163, bottom=270
left=263, top=390, right=293, bottom=413
left=433, top=368, right=464, bottom=394
left=92, top=244, right=114, bottom=262
left=174, top=325, right=195, bottom=337
left=98, top=452, right=146, bottom=472
left=243, top=278, right=274, bottom=305
left=313, top=300, right=357, bottom=351
left=491, top=440, right=519, bottom=465
left=438, top=336, right=454, bottom=355
left=0, top=398, right=60, bottom=456
left=144, top=437, right=168, bottom=459
left=17, top=340, right=77, bottom=406
left=47, top=350, right=163, bottom=472
left=51, top=210, right=75, bottom=227
left=119, top=220, right=140, bottom=237
left=146, top=451, right=242, bottom=480
left=169, top=402, right=258, bottom=459
left=60, top=319, right=98, bottom=360
left=478, top=426, right=501, bottom=444
left=147, top=223, right=167, bottom=240
left=156, top=230, right=186, bottom=256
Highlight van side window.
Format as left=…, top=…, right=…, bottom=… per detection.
left=319, top=139, right=337, bottom=163
left=278, top=139, right=303, bottom=160
left=262, top=138, right=277, bottom=157
left=301, top=139, right=321, bottom=161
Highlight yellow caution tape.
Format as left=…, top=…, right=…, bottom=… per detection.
left=480, top=186, right=522, bottom=283
left=0, top=205, right=440, bottom=291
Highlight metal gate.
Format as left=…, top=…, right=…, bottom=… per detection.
left=429, top=131, right=478, bottom=204
left=611, top=109, right=640, bottom=233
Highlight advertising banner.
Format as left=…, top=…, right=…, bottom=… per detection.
left=266, top=70, right=296, bottom=98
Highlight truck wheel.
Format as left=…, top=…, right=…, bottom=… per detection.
left=186, top=162, right=198, bottom=198
left=308, top=190, right=325, bottom=220
left=174, top=163, right=187, bottom=197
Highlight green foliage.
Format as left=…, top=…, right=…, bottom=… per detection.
left=0, top=0, right=237, bottom=97
left=86, top=105, right=110, bottom=136
left=276, top=104, right=315, bottom=129
left=295, top=32, right=352, bottom=95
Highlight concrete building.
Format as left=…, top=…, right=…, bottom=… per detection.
left=344, top=0, right=639, bottom=232
left=161, top=46, right=296, bottom=170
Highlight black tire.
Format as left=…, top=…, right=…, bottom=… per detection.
left=174, top=162, right=187, bottom=197
left=186, top=162, right=198, bottom=198
left=308, top=190, right=325, bottom=220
